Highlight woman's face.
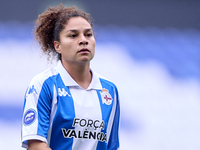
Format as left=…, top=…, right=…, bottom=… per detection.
left=54, top=17, right=95, bottom=66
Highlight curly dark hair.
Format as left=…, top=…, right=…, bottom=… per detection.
left=34, top=3, right=94, bottom=60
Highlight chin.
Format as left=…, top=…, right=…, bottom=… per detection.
left=80, top=55, right=94, bottom=62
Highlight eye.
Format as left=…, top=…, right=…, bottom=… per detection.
left=69, top=34, right=77, bottom=38
left=85, top=33, right=93, bottom=37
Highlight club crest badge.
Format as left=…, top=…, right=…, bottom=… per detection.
left=100, top=89, right=113, bottom=105
left=23, top=108, right=36, bottom=126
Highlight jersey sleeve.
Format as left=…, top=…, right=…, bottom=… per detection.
left=21, top=75, right=54, bottom=149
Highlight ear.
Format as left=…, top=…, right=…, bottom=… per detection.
left=54, top=41, right=61, bottom=54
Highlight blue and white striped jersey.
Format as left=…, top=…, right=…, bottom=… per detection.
left=21, top=61, right=120, bottom=150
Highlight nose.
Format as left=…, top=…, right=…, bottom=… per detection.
left=79, top=41, right=88, bottom=45
left=79, top=35, right=88, bottom=45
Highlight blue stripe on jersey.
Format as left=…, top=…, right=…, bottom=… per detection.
left=49, top=74, right=75, bottom=150
left=96, top=78, right=120, bottom=150
left=37, top=76, right=55, bottom=138
left=107, top=86, right=120, bottom=150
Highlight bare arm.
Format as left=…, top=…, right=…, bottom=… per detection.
left=28, top=140, right=52, bottom=150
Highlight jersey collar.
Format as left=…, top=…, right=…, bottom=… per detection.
left=56, top=61, right=103, bottom=90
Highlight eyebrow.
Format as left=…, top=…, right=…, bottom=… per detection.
left=66, top=28, right=93, bottom=33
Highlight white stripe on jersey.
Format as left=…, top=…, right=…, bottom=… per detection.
left=70, top=88, right=103, bottom=150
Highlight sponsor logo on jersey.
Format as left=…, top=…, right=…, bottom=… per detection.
left=62, top=118, right=107, bottom=142
left=100, top=89, right=113, bottom=105
left=28, top=85, right=37, bottom=94
left=58, top=88, right=71, bottom=97
left=23, top=108, right=36, bottom=126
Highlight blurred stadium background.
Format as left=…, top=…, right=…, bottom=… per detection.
left=0, top=0, right=200, bottom=149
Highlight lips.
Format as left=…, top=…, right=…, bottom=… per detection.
left=78, top=48, right=90, bottom=53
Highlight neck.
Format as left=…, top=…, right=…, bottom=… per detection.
left=61, top=61, right=92, bottom=90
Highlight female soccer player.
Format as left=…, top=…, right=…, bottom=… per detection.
left=21, top=4, right=120, bottom=150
